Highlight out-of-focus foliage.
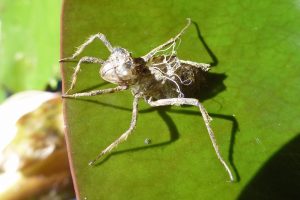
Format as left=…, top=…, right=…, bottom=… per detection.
left=0, top=0, right=61, bottom=102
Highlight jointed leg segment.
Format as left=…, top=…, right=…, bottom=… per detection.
left=60, top=33, right=114, bottom=93
left=62, top=85, right=128, bottom=98
left=180, top=60, right=211, bottom=72
left=60, top=33, right=114, bottom=62
left=142, top=18, right=191, bottom=62
left=89, top=96, right=139, bottom=166
left=66, top=56, right=104, bottom=94
left=147, top=98, right=234, bottom=182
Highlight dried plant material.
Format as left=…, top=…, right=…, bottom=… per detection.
left=0, top=92, right=74, bottom=199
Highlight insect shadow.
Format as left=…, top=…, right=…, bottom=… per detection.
left=75, top=21, right=240, bottom=181
left=238, top=133, right=300, bottom=199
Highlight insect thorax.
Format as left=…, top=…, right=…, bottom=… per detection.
left=100, top=48, right=136, bottom=84
left=130, top=56, right=203, bottom=100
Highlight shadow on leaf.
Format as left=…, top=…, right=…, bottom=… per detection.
left=238, top=133, right=300, bottom=200
left=66, top=21, right=240, bottom=181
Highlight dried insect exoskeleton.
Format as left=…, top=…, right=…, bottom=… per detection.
left=61, top=18, right=234, bottom=181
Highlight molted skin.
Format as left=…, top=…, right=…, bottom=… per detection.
left=61, top=18, right=234, bottom=182
left=100, top=48, right=136, bottom=84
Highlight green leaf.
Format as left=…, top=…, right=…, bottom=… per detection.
left=61, top=1, right=300, bottom=199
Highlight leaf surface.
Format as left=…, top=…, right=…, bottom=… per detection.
left=61, top=1, right=300, bottom=199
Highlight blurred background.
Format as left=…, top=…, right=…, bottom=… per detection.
left=0, top=0, right=61, bottom=100
left=0, top=0, right=75, bottom=199
left=1, top=0, right=300, bottom=199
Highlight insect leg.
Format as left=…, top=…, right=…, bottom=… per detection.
left=62, top=85, right=128, bottom=98
left=65, top=56, right=104, bottom=94
left=142, top=18, right=191, bottom=62
left=60, top=33, right=114, bottom=62
left=147, top=98, right=234, bottom=182
left=89, top=96, right=139, bottom=166
left=180, top=60, right=211, bottom=72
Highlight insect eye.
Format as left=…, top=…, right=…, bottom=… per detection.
left=125, top=61, right=132, bottom=68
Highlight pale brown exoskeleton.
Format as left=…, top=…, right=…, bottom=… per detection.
left=61, top=18, right=234, bottom=181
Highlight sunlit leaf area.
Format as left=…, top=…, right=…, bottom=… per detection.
left=61, top=0, right=300, bottom=200
left=1, top=0, right=300, bottom=199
